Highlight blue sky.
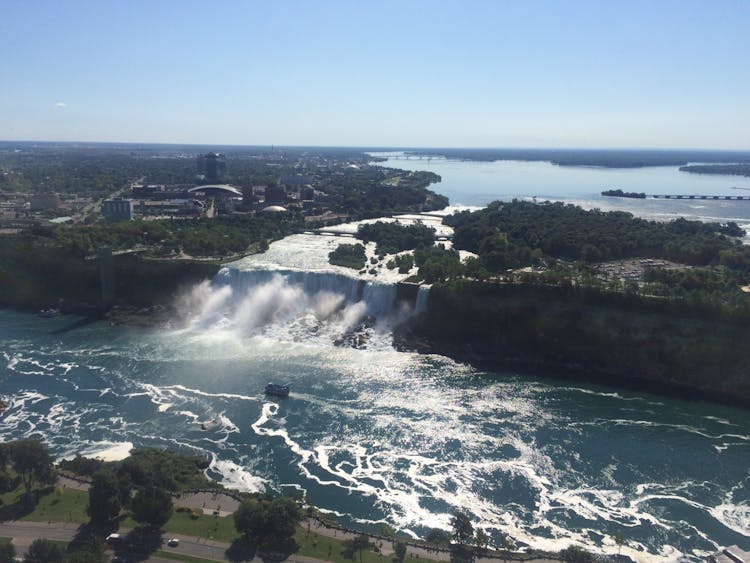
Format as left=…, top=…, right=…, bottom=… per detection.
left=1, top=0, right=748, bottom=149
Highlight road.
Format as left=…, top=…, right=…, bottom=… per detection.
left=0, top=520, right=334, bottom=563
left=0, top=521, right=231, bottom=562
left=0, top=520, right=560, bottom=563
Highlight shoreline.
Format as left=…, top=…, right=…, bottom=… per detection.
left=393, top=319, right=750, bottom=410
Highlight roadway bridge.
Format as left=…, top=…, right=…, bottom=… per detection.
left=650, top=194, right=750, bottom=200
left=305, top=230, right=453, bottom=240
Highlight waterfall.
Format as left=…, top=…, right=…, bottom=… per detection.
left=179, top=264, right=419, bottom=340
left=215, top=267, right=404, bottom=317
left=414, top=285, right=431, bottom=314
left=216, top=267, right=365, bottom=304
left=178, top=231, right=431, bottom=343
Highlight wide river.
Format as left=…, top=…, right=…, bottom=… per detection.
left=1, top=156, right=749, bottom=562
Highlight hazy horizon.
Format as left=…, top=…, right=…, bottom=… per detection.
left=3, top=140, right=750, bottom=154
left=1, top=0, right=749, bottom=150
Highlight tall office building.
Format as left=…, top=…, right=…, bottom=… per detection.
left=197, top=152, right=226, bottom=183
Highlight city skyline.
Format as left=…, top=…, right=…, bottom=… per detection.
left=1, top=0, right=749, bottom=150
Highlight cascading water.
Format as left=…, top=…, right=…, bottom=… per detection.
left=414, top=285, right=431, bottom=314
left=178, top=231, right=431, bottom=346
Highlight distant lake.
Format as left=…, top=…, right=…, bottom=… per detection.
left=372, top=152, right=750, bottom=224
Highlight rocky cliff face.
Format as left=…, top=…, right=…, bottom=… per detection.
left=394, top=281, right=750, bottom=408
left=0, top=242, right=220, bottom=314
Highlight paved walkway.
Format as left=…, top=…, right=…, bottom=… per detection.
left=173, top=490, right=241, bottom=517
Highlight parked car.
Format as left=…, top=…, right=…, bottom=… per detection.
left=167, top=538, right=180, bottom=547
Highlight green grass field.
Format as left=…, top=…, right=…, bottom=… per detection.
left=20, top=487, right=89, bottom=524
left=120, top=510, right=238, bottom=543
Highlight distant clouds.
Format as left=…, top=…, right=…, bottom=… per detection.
left=55, top=102, right=67, bottom=109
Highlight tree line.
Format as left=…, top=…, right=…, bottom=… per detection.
left=445, top=200, right=747, bottom=270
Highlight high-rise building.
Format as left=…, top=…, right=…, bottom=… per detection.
left=101, top=198, right=134, bottom=221
left=197, top=152, right=226, bottom=183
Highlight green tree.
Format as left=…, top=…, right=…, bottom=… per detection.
left=0, top=443, right=13, bottom=493
left=474, top=529, right=489, bottom=550
left=393, top=541, right=407, bottom=563
left=67, top=533, right=107, bottom=563
left=329, top=243, right=367, bottom=270
left=559, top=545, right=595, bottom=563
left=87, top=468, right=121, bottom=524
left=23, top=539, right=65, bottom=563
left=131, top=485, right=173, bottom=529
left=450, top=511, right=474, bottom=546
left=612, top=534, right=626, bottom=557
left=0, top=542, right=16, bottom=563
left=425, top=528, right=451, bottom=546
left=378, top=524, right=395, bottom=537
left=8, top=439, right=55, bottom=498
left=343, top=534, right=370, bottom=563
left=234, top=496, right=302, bottom=548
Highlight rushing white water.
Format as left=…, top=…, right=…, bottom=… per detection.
left=1, top=212, right=749, bottom=561
left=176, top=214, right=453, bottom=342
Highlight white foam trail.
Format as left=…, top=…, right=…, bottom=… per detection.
left=164, top=384, right=257, bottom=402
left=208, top=455, right=266, bottom=492
left=79, top=441, right=134, bottom=461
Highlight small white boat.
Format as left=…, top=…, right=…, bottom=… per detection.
left=38, top=308, right=60, bottom=318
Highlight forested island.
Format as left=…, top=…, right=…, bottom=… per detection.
left=679, top=163, right=750, bottom=177
left=385, top=200, right=750, bottom=407
left=324, top=199, right=750, bottom=406
left=601, top=189, right=646, bottom=199
left=402, top=148, right=750, bottom=168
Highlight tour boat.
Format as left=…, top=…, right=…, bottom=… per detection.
left=38, top=308, right=60, bottom=318
left=265, top=383, right=290, bottom=397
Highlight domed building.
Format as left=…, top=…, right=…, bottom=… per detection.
left=261, top=205, right=287, bottom=213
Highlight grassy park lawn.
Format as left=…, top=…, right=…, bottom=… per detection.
left=20, top=487, right=89, bottom=524
left=120, top=510, right=238, bottom=543
left=0, top=484, right=88, bottom=524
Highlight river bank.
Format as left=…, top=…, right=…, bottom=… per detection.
left=394, top=281, right=750, bottom=409
left=0, top=239, right=220, bottom=318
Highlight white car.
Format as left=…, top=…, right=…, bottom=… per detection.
left=106, top=533, right=122, bottom=544
left=167, top=538, right=180, bottom=547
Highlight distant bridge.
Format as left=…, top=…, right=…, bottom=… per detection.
left=305, top=229, right=453, bottom=240
left=650, top=194, right=750, bottom=200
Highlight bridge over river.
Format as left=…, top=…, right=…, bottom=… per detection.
left=650, top=194, right=750, bottom=200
